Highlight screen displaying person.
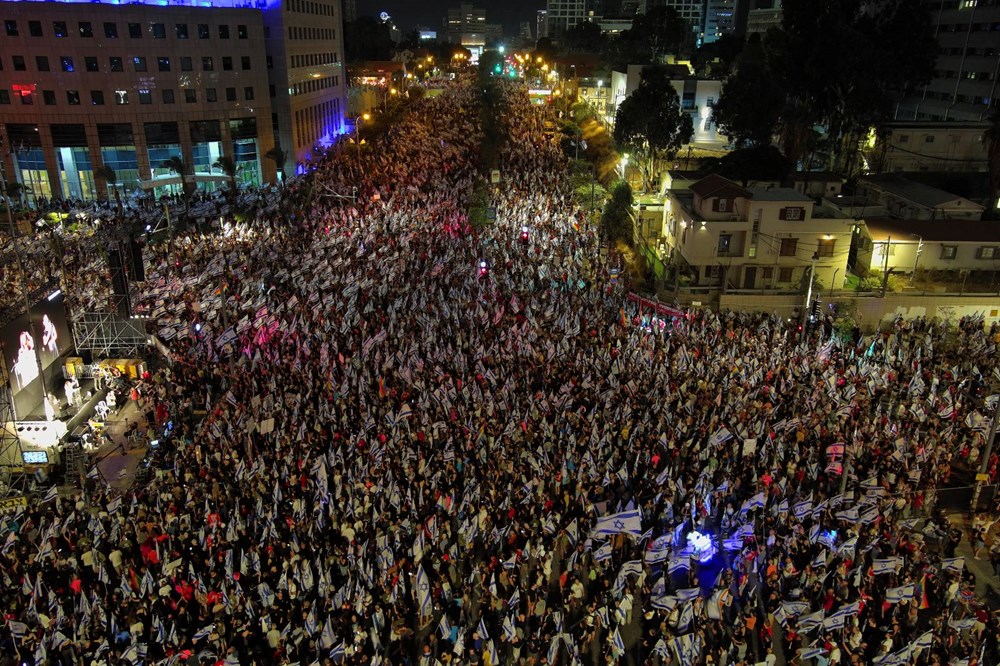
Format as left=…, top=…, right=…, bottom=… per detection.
left=42, top=314, right=58, bottom=354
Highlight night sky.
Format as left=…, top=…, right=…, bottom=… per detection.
left=356, top=0, right=541, bottom=36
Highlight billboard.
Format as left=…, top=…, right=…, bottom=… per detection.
left=0, top=292, right=73, bottom=418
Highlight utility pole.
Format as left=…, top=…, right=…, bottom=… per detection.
left=802, top=252, right=819, bottom=330
left=971, top=386, right=1000, bottom=512
left=880, top=235, right=891, bottom=296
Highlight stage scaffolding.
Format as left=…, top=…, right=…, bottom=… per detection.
left=0, top=365, right=26, bottom=500
left=73, top=311, right=149, bottom=359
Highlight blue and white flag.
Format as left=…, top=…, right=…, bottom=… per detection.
left=328, top=643, right=345, bottom=661
left=415, top=564, right=432, bottom=617
left=320, top=618, right=336, bottom=649
left=502, top=614, right=516, bottom=641
left=798, top=610, right=825, bottom=632
left=42, top=486, right=58, bottom=503
left=873, top=557, right=900, bottom=575
left=676, top=587, right=700, bottom=603
left=593, top=509, right=642, bottom=537
left=886, top=584, right=914, bottom=604
left=594, top=541, right=613, bottom=563
left=800, top=646, right=827, bottom=660
left=611, top=628, right=625, bottom=658
left=192, top=625, right=214, bottom=642
left=914, top=631, right=934, bottom=650
left=670, top=633, right=699, bottom=666
left=949, top=617, right=977, bottom=631
left=477, top=617, right=489, bottom=642
left=940, top=557, right=964, bottom=573
left=438, top=615, right=452, bottom=640
left=668, top=556, right=689, bottom=574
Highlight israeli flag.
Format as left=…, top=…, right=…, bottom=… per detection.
left=873, top=558, right=899, bottom=575
left=593, top=509, right=643, bottom=537
left=502, top=614, right=516, bottom=641
left=42, top=486, right=59, bottom=503
left=886, top=584, right=914, bottom=604
left=668, top=556, right=689, bottom=574
left=594, top=541, right=613, bottom=563
left=415, top=564, right=433, bottom=617
left=477, top=617, right=489, bottom=641
left=798, top=610, right=825, bottom=632
left=940, top=557, right=964, bottom=573
left=801, top=647, right=827, bottom=660
left=611, top=628, right=625, bottom=657
left=670, top=633, right=698, bottom=666
left=650, top=594, right=678, bottom=611
left=438, top=615, right=452, bottom=640
left=192, top=625, right=214, bottom=642
left=949, top=617, right=977, bottom=631
left=676, top=587, right=700, bottom=603
left=914, top=631, right=934, bottom=650
left=328, top=643, right=345, bottom=661
left=320, top=618, right=336, bottom=649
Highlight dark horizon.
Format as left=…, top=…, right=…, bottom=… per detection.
left=356, top=0, right=541, bottom=38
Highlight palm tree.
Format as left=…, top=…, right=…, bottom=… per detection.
left=982, top=111, right=1000, bottom=219
left=264, top=146, right=287, bottom=184
left=93, top=164, right=122, bottom=214
left=162, top=156, right=195, bottom=217
left=213, top=155, right=240, bottom=204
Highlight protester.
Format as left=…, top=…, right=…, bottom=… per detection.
left=1, top=76, right=999, bottom=666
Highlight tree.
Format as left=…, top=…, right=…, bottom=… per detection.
left=162, top=156, right=194, bottom=218
left=983, top=111, right=1000, bottom=218
left=213, top=155, right=240, bottom=203
left=711, top=37, right=784, bottom=149
left=698, top=145, right=792, bottom=187
left=613, top=66, right=693, bottom=192
left=93, top=165, right=122, bottom=213
left=775, top=0, right=936, bottom=170
left=600, top=181, right=634, bottom=246
left=343, top=16, right=393, bottom=61
left=265, top=146, right=288, bottom=184
left=612, top=6, right=689, bottom=68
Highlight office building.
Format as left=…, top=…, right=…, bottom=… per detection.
left=544, top=0, right=586, bottom=39
left=896, top=0, right=1000, bottom=122
left=445, top=3, right=490, bottom=56
left=703, top=0, right=737, bottom=43
left=0, top=0, right=346, bottom=201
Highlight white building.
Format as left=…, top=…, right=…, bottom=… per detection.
left=861, top=217, right=1000, bottom=276
left=608, top=65, right=725, bottom=147
left=544, top=0, right=586, bottom=39
left=666, top=174, right=856, bottom=291
left=856, top=175, right=984, bottom=221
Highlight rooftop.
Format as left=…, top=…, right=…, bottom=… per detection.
left=864, top=217, right=1000, bottom=244
left=859, top=175, right=984, bottom=211
left=747, top=187, right=813, bottom=203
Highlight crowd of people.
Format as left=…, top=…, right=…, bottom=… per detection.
left=2, top=76, right=1000, bottom=666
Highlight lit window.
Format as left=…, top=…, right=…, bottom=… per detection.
left=115, top=90, right=129, bottom=105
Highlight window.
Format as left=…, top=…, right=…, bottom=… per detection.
left=206, top=87, right=217, bottom=102
left=184, top=88, right=197, bottom=103
left=244, top=86, right=254, bottom=100
left=223, top=57, right=233, bottom=71
left=53, top=21, right=68, bottom=37
left=158, top=57, right=171, bottom=72
left=61, top=56, right=74, bottom=72
left=779, top=238, right=798, bottom=256
left=5, top=20, right=18, bottom=36
left=12, top=55, right=25, bottom=71
left=717, top=234, right=731, bottom=256
left=91, top=90, right=105, bottom=105
left=226, top=87, right=236, bottom=101
left=133, top=56, right=147, bottom=72
left=176, top=23, right=188, bottom=39
left=940, top=245, right=957, bottom=260
left=978, top=246, right=997, bottom=259
left=778, top=267, right=794, bottom=283
left=266, top=55, right=273, bottom=69
left=762, top=266, right=773, bottom=280
left=717, top=198, right=728, bottom=212
left=20, top=91, right=32, bottom=105
left=36, top=55, right=50, bottom=71
left=138, top=89, right=152, bottom=104
left=115, top=89, right=129, bottom=105
left=198, top=23, right=210, bottom=38
left=79, top=21, right=93, bottom=37
left=28, top=20, right=42, bottom=37
left=180, top=57, right=192, bottom=72
left=128, top=22, right=142, bottom=38
left=782, top=207, right=803, bottom=221
left=67, top=90, right=80, bottom=105
left=43, top=90, right=56, bottom=105
left=0, top=90, right=9, bottom=104
left=817, top=238, right=835, bottom=257
left=238, top=24, right=248, bottom=38
left=924, top=135, right=935, bottom=143
left=104, top=22, right=118, bottom=38
left=218, top=24, right=230, bottom=39
left=85, top=57, right=99, bottom=72
left=269, top=84, right=276, bottom=97
left=202, top=57, right=214, bottom=71
left=152, top=23, right=166, bottom=38
left=241, top=56, right=251, bottom=70
left=162, top=89, right=175, bottom=104
left=110, top=57, right=123, bottom=72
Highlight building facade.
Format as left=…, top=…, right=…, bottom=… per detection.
left=873, top=121, right=990, bottom=174
left=640, top=0, right=705, bottom=44
left=544, top=0, right=586, bottom=39
left=861, top=217, right=1000, bottom=276
left=856, top=175, right=985, bottom=220
left=0, top=0, right=345, bottom=201
left=702, top=0, right=737, bottom=44
left=666, top=174, right=856, bottom=291
left=896, top=0, right=1000, bottom=122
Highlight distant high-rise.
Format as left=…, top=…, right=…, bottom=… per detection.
left=343, top=0, right=357, bottom=24
left=702, top=0, right=737, bottom=43
left=519, top=21, right=534, bottom=41
left=896, top=0, right=1000, bottom=122
left=444, top=3, right=488, bottom=56
left=641, top=0, right=706, bottom=45
left=544, top=0, right=586, bottom=39
left=536, top=9, right=548, bottom=39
